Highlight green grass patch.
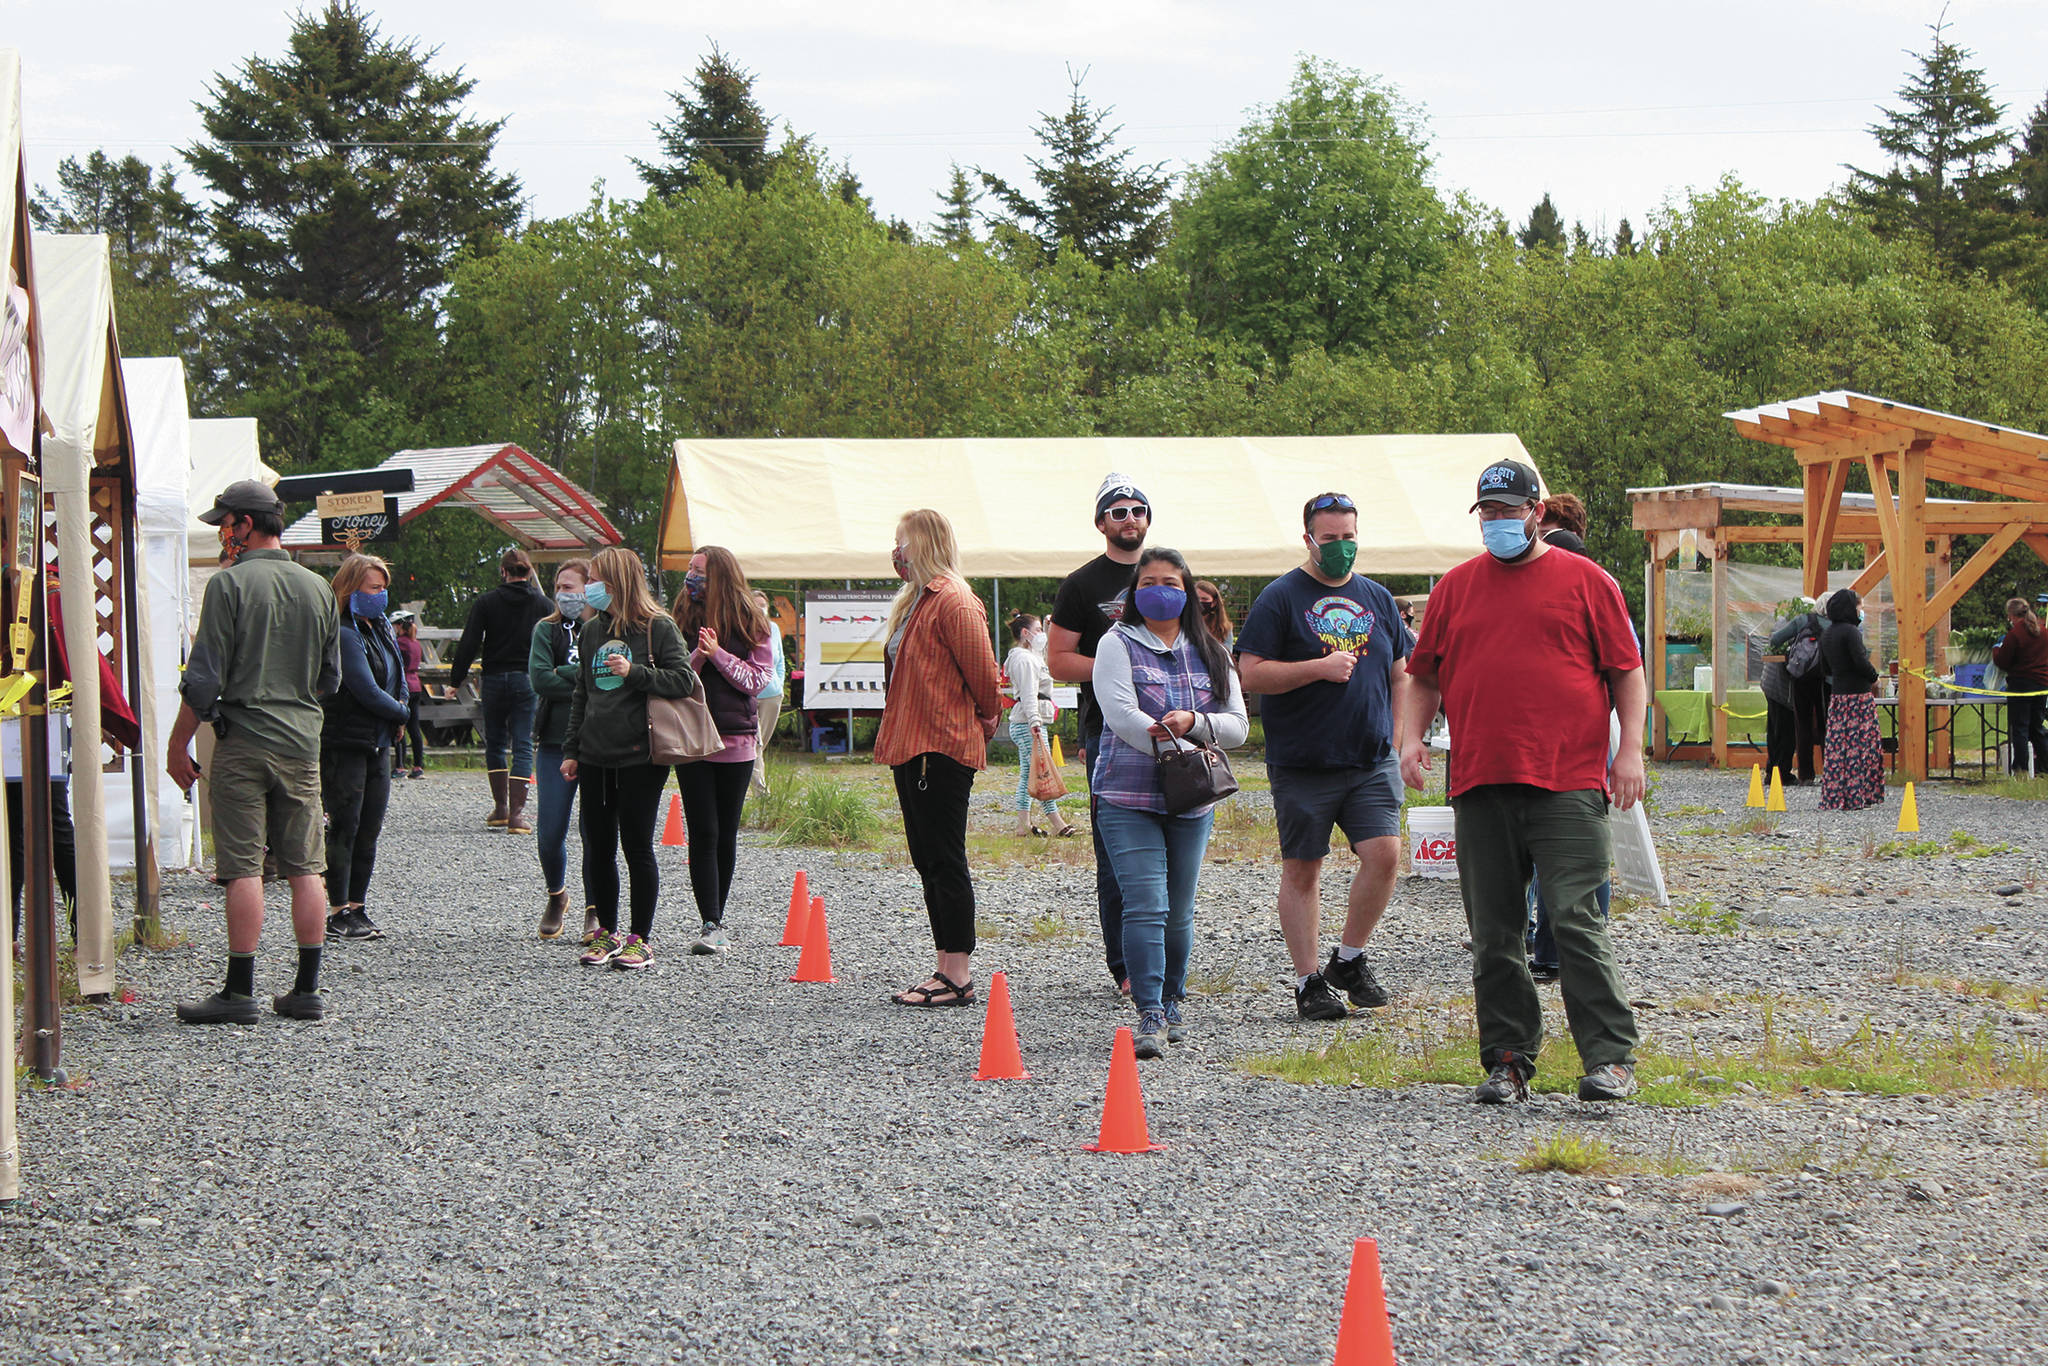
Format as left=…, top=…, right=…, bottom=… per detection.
left=1516, top=1129, right=1615, bottom=1174
left=1663, top=897, right=1741, bottom=936
left=747, top=769, right=880, bottom=847
left=1888, top=971, right=2046, bottom=1012
left=1868, top=830, right=2014, bottom=860
left=1969, top=775, right=2048, bottom=801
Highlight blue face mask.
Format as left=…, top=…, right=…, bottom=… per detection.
left=1480, top=513, right=1533, bottom=560
left=583, top=580, right=612, bottom=614
left=556, top=591, right=586, bottom=619
left=350, top=589, right=388, bottom=619
left=684, top=571, right=707, bottom=602
left=1134, top=584, right=1186, bottom=622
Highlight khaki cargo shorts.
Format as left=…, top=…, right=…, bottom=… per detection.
left=209, top=729, right=324, bottom=881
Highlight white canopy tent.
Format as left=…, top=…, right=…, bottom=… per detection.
left=187, top=416, right=274, bottom=561
left=658, top=435, right=1542, bottom=577
left=113, top=357, right=191, bottom=868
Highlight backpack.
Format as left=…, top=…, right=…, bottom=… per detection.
left=1785, top=615, right=1823, bottom=679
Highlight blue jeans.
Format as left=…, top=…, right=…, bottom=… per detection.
left=1008, top=720, right=1060, bottom=818
left=479, top=671, right=537, bottom=780
left=535, top=743, right=577, bottom=893
left=1094, top=800, right=1213, bottom=1014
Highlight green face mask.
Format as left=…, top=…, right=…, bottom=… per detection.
left=1314, top=538, right=1358, bottom=578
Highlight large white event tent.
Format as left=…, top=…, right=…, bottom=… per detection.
left=114, top=356, right=192, bottom=868
left=187, top=416, right=274, bottom=562
left=658, top=434, right=1543, bottom=577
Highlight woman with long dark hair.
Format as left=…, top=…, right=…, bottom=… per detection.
left=1092, top=548, right=1248, bottom=1057
left=562, top=547, right=699, bottom=971
left=876, top=509, right=1004, bottom=1007
left=670, top=546, right=774, bottom=954
left=1992, top=597, right=2048, bottom=776
left=321, top=554, right=411, bottom=941
left=1818, top=589, right=1883, bottom=811
left=1194, top=579, right=1234, bottom=652
left=530, top=558, right=591, bottom=941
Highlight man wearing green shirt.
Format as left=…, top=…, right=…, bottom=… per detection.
left=166, top=480, right=341, bottom=1024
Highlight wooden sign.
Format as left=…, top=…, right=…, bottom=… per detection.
left=316, top=489, right=386, bottom=519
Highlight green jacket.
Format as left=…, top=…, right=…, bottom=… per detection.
left=529, top=615, right=584, bottom=750
left=562, top=612, right=698, bottom=768
left=180, top=548, right=340, bottom=758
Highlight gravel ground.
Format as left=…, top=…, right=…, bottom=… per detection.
left=5, top=762, right=2048, bottom=1365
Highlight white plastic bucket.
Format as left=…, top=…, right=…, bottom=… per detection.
left=1692, top=664, right=1715, bottom=692
left=1408, top=806, right=1457, bottom=879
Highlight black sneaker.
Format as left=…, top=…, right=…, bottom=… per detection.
left=1294, top=972, right=1349, bottom=1021
left=272, top=990, right=325, bottom=1021
left=324, top=911, right=350, bottom=942
left=176, top=991, right=260, bottom=1025
left=1475, top=1060, right=1531, bottom=1105
left=1529, top=962, right=1561, bottom=986
left=348, top=909, right=385, bottom=941
left=1323, top=949, right=1390, bottom=1008
left=1578, top=1063, right=1639, bottom=1102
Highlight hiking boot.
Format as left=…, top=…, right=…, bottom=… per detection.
left=579, top=929, right=623, bottom=966
left=579, top=911, right=601, bottom=946
left=1162, top=999, right=1189, bottom=1044
left=611, top=935, right=654, bottom=971
left=689, top=922, right=727, bottom=955
left=1294, top=972, right=1349, bottom=1022
left=176, top=991, right=260, bottom=1025
left=538, top=890, right=569, bottom=940
left=1133, top=1009, right=1167, bottom=1059
left=1578, top=1063, right=1639, bottom=1103
left=271, top=990, right=325, bottom=1021
left=485, top=770, right=510, bottom=827
left=1475, top=1059, right=1531, bottom=1105
left=1323, top=948, right=1390, bottom=1008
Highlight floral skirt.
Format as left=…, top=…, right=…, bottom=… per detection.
left=1821, top=692, right=1885, bottom=811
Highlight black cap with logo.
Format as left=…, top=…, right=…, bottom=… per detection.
left=197, top=479, right=286, bottom=525
left=1469, top=459, right=1542, bottom=512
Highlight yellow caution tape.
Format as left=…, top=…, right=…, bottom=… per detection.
left=0, top=674, right=36, bottom=716
left=1716, top=706, right=1768, bottom=720
left=1900, top=664, right=2048, bottom=699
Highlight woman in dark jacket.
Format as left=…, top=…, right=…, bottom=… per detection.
left=1991, top=597, right=2048, bottom=776
left=322, top=554, right=411, bottom=940
left=391, top=613, right=427, bottom=779
left=562, top=547, right=699, bottom=972
left=1818, top=588, right=1884, bottom=811
left=530, top=558, right=591, bottom=941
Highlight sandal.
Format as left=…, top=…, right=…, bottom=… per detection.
left=1052, top=822, right=1079, bottom=837
left=891, top=973, right=976, bottom=1008
left=1030, top=826, right=1049, bottom=838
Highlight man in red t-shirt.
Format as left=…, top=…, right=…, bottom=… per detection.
left=1399, top=459, right=1648, bottom=1104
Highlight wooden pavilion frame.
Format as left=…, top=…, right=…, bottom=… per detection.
left=1630, top=392, right=2048, bottom=779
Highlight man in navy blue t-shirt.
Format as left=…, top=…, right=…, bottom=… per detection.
left=1237, top=492, right=1414, bottom=1021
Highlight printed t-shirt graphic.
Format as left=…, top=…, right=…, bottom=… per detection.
left=1305, top=595, right=1376, bottom=655
left=592, top=638, right=632, bottom=691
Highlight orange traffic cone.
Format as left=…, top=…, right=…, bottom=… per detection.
left=661, top=794, right=686, bottom=846
left=974, top=970, right=1030, bottom=1080
left=778, top=870, right=811, bottom=946
left=1083, top=1027, right=1163, bottom=1153
left=1331, top=1237, right=1398, bottom=1365
left=790, top=895, right=836, bottom=983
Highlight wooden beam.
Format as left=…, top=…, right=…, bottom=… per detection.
left=1895, top=444, right=1929, bottom=783
left=2027, top=532, right=2048, bottom=569
left=1806, top=458, right=1852, bottom=596
left=1923, top=521, right=2029, bottom=624
left=1879, top=500, right=2048, bottom=527
left=1791, top=428, right=1913, bottom=467
left=1841, top=393, right=2048, bottom=464
left=1711, top=539, right=1729, bottom=770
left=1931, top=536, right=1953, bottom=772
left=1862, top=452, right=1903, bottom=558
left=1848, top=549, right=1890, bottom=597
left=1631, top=497, right=1723, bottom=532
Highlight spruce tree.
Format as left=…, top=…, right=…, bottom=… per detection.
left=2014, top=96, right=2048, bottom=218
left=1518, top=193, right=1566, bottom=251
left=934, top=163, right=980, bottom=246
left=978, top=70, right=1171, bottom=269
left=636, top=46, right=776, bottom=197
left=1613, top=217, right=1638, bottom=256
left=32, top=152, right=208, bottom=360
left=1844, top=18, right=2012, bottom=271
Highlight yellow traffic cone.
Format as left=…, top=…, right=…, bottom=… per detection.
left=1897, top=781, right=1919, bottom=834
left=1766, top=768, right=1786, bottom=813
left=1745, top=764, right=1765, bottom=808
left=1051, top=734, right=1067, bottom=768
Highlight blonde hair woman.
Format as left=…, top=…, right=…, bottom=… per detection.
left=875, top=510, right=1004, bottom=1007
left=319, top=553, right=411, bottom=941
left=561, top=547, right=699, bottom=971
left=1993, top=598, right=2048, bottom=775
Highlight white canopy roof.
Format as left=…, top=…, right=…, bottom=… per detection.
left=32, top=233, right=124, bottom=495
left=121, top=358, right=190, bottom=535
left=659, top=434, right=1541, bottom=578
left=187, top=417, right=275, bottom=555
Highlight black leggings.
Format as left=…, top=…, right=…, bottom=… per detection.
left=394, top=691, right=427, bottom=770
left=676, top=760, right=751, bottom=927
left=579, top=761, right=668, bottom=939
left=321, top=747, right=392, bottom=907
left=892, top=752, right=977, bottom=954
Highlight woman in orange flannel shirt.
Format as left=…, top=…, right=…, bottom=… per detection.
left=875, top=509, right=1004, bottom=1007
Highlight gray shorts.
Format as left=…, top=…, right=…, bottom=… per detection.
left=209, top=729, right=324, bottom=882
left=1269, top=756, right=1404, bottom=862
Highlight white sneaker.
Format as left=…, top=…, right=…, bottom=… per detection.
left=689, top=922, right=728, bottom=955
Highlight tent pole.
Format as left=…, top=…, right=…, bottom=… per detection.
left=55, top=492, right=114, bottom=999
left=119, top=490, right=160, bottom=934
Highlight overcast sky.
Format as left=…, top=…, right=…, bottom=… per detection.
left=10, top=0, right=2048, bottom=240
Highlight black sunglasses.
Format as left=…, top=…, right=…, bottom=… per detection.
left=1104, top=504, right=1150, bottom=523
left=1309, top=494, right=1356, bottom=513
